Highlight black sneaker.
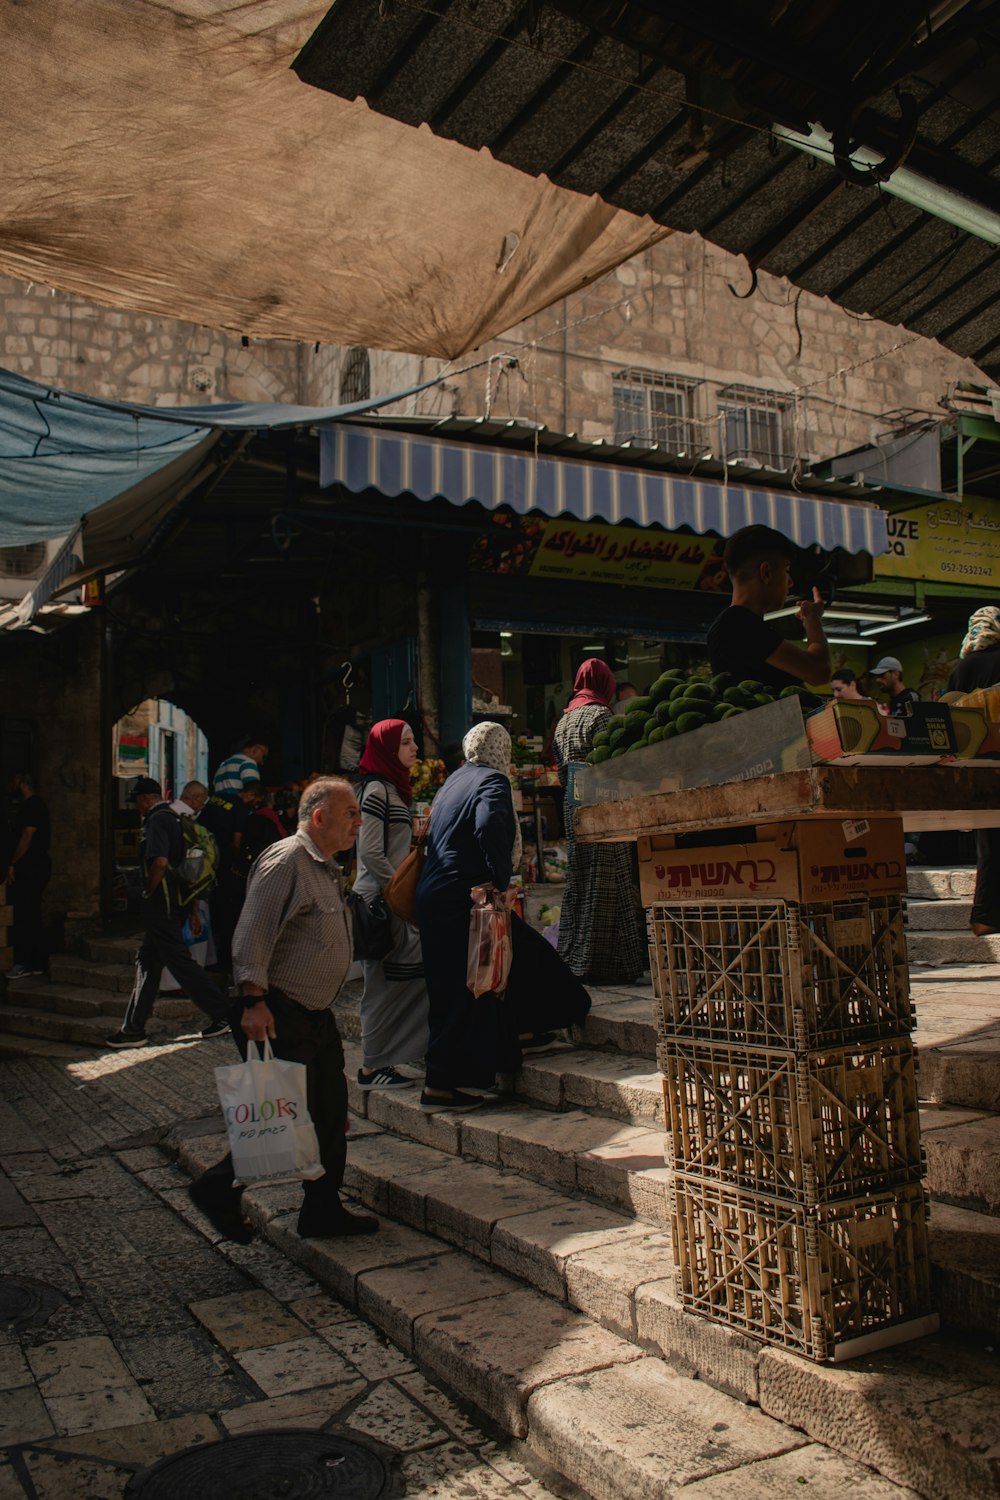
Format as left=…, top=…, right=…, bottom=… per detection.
left=200, top=1018, right=231, bottom=1040
left=105, top=1029, right=149, bottom=1049
left=297, top=1202, right=380, bottom=1239
left=419, top=1089, right=486, bottom=1114
left=357, top=1065, right=415, bottom=1090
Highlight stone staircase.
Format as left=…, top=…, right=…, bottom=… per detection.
left=5, top=875, right=1000, bottom=1497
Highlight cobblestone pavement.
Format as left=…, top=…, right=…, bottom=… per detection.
left=0, top=1036, right=565, bottom=1499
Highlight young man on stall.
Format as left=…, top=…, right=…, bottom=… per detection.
left=707, top=525, right=830, bottom=689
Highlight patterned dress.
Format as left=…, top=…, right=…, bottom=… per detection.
left=354, top=780, right=429, bottom=1069
left=552, top=704, right=647, bottom=984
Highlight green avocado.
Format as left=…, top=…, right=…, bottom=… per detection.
left=676, top=711, right=707, bottom=734
left=592, top=730, right=611, bottom=748
left=669, top=680, right=692, bottom=700
left=709, top=672, right=732, bottom=691
left=683, top=682, right=714, bottom=702
left=662, top=722, right=678, bottom=739
left=720, top=705, right=745, bottom=718
left=627, top=737, right=649, bottom=753
left=644, top=716, right=658, bottom=738
left=738, top=680, right=765, bottom=695
left=723, top=686, right=755, bottom=705
left=592, top=745, right=613, bottom=763
left=611, top=746, right=628, bottom=758
left=667, top=698, right=695, bottom=722
left=647, top=726, right=665, bottom=743
left=712, top=701, right=731, bottom=721
left=754, top=693, right=773, bottom=707
left=629, top=695, right=653, bottom=715
left=625, top=709, right=647, bottom=730
left=654, top=699, right=674, bottom=725
left=607, top=714, right=626, bottom=734
left=609, top=726, right=627, bottom=748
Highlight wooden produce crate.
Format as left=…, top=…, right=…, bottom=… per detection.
left=649, top=897, right=913, bottom=1050
left=659, top=1036, right=923, bottom=1202
left=670, top=1176, right=937, bottom=1362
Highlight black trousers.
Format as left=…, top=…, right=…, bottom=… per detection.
left=122, top=898, right=228, bottom=1034
left=11, top=858, right=50, bottom=971
left=973, top=828, right=1000, bottom=930
left=208, top=990, right=349, bottom=1198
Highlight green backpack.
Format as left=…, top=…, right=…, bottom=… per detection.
left=171, top=813, right=220, bottom=906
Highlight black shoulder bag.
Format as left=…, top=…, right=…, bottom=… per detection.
left=349, top=779, right=394, bottom=961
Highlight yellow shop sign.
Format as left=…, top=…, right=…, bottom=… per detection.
left=526, top=518, right=728, bottom=591
left=876, top=499, right=1000, bottom=588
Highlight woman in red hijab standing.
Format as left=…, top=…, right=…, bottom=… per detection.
left=353, top=720, right=429, bottom=1089
left=552, top=659, right=647, bottom=984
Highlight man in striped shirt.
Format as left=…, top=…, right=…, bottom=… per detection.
left=212, top=739, right=269, bottom=794
left=189, top=777, right=379, bottom=1240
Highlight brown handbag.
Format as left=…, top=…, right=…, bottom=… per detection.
left=384, top=821, right=429, bottom=924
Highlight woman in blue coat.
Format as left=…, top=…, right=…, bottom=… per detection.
left=416, top=722, right=518, bottom=1112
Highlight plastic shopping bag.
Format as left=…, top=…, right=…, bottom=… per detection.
left=215, top=1038, right=324, bottom=1186
left=162, top=899, right=215, bottom=992
left=466, top=887, right=512, bottom=997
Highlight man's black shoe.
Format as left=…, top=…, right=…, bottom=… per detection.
left=297, top=1202, right=379, bottom=1239
left=188, top=1176, right=253, bottom=1244
left=200, top=1018, right=231, bottom=1040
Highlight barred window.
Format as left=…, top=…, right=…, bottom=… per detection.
left=340, top=347, right=371, bottom=405
left=613, top=369, right=702, bottom=454
left=717, top=384, right=795, bottom=468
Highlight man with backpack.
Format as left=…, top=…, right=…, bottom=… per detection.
left=106, top=777, right=231, bottom=1049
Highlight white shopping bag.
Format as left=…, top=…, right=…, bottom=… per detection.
left=215, top=1038, right=324, bottom=1186
left=162, top=900, right=216, bottom=992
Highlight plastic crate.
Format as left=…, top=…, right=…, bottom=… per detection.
left=649, top=897, right=912, bottom=1050
left=660, top=1037, right=923, bottom=1202
left=671, top=1176, right=936, bottom=1362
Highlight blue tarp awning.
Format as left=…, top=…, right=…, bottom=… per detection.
left=319, top=425, right=888, bottom=556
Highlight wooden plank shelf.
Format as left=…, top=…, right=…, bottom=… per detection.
left=574, top=764, right=1000, bottom=842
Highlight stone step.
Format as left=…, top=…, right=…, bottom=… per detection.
left=167, top=1119, right=1000, bottom=1499
left=79, top=932, right=141, bottom=965
left=48, top=954, right=137, bottom=993
left=0, top=1003, right=201, bottom=1048
left=908, top=930, right=1000, bottom=965
left=922, top=1105, right=1000, bottom=1217
left=1, top=976, right=199, bottom=1023
left=921, top=1031, right=1000, bottom=1113
left=907, top=867, right=976, bottom=900
left=906, top=897, right=974, bottom=932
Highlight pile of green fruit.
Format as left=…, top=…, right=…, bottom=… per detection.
left=585, top=671, right=823, bottom=762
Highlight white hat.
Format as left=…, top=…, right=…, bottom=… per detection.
left=873, top=656, right=903, bottom=675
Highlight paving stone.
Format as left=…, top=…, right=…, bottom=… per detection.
left=0, top=1228, right=82, bottom=1301
left=16, top=1450, right=124, bottom=1500
left=285, top=1291, right=356, bottom=1330
left=27, top=1335, right=133, bottom=1397
left=343, top=1134, right=456, bottom=1214
left=220, top=1387, right=364, bottom=1434
left=490, top=1200, right=647, bottom=1300
left=79, top=1274, right=192, bottom=1339
left=527, top=1357, right=805, bottom=1500
left=758, top=1339, right=1000, bottom=1500
left=221, top=1240, right=322, bottom=1302
left=680, top=1442, right=921, bottom=1496
left=0, top=1385, right=55, bottom=1444
left=364, top=1087, right=463, bottom=1155
left=463, top=1110, right=612, bottom=1190
left=0, top=1174, right=38, bottom=1228
left=234, top=1334, right=361, bottom=1398
left=188, top=1289, right=309, bottom=1352
left=119, top=1329, right=257, bottom=1416
left=358, top=1252, right=514, bottom=1351
left=633, top=1278, right=761, bottom=1405
left=398, top=1439, right=552, bottom=1499
left=266, top=1212, right=448, bottom=1305
left=395, top=1371, right=490, bottom=1447
left=39, top=1410, right=217, bottom=1465
left=347, top=1379, right=449, bottom=1452
left=0, top=1345, right=31, bottom=1393
left=0, top=1461, right=26, bottom=1500
left=316, top=1316, right=416, bottom=1381
left=563, top=1230, right=673, bottom=1337
left=415, top=1287, right=644, bottom=1439
left=43, top=1383, right=157, bottom=1437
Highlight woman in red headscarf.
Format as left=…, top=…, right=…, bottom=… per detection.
left=552, top=658, right=647, bottom=983
left=353, top=720, right=429, bottom=1089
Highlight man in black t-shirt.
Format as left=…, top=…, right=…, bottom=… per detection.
left=4, top=771, right=51, bottom=979
left=707, top=525, right=830, bottom=691
left=872, top=656, right=920, bottom=717
left=106, top=777, right=230, bottom=1049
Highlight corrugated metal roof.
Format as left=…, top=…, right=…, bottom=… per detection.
left=296, top=0, right=1000, bottom=378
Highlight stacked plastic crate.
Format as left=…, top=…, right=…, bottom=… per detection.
left=645, top=822, right=937, bottom=1362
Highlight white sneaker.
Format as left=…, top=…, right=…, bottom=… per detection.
left=4, top=964, right=41, bottom=980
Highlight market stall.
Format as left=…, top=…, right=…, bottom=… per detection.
left=573, top=684, right=999, bottom=1363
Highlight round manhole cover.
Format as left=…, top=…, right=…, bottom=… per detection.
left=127, top=1430, right=386, bottom=1500
left=0, top=1277, right=63, bottom=1331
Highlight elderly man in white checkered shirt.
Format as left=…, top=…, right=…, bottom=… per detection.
left=189, top=778, right=379, bottom=1241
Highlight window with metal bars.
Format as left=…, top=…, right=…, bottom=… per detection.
left=612, top=369, right=702, bottom=453
left=339, top=347, right=371, bottom=405
left=717, top=384, right=795, bottom=468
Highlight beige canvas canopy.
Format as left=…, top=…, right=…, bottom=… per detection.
left=0, top=0, right=667, bottom=358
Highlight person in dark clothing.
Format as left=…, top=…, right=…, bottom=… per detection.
left=707, top=525, right=830, bottom=691
left=830, top=668, right=865, bottom=701
left=948, top=606, right=1000, bottom=936
left=241, top=786, right=287, bottom=867
left=199, top=788, right=249, bottom=972
left=105, top=777, right=230, bottom=1048
left=4, top=771, right=51, bottom=979
left=872, top=656, right=920, bottom=716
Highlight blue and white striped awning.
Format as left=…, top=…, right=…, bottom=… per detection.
left=319, top=425, right=887, bottom=555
